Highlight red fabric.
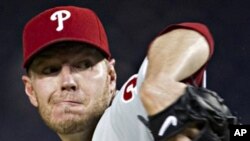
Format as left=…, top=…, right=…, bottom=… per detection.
left=23, top=6, right=110, bottom=68
left=151, top=22, right=214, bottom=86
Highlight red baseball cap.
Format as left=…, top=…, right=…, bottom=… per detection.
left=22, top=6, right=110, bottom=68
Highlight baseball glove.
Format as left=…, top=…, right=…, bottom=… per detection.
left=143, top=85, right=238, bottom=141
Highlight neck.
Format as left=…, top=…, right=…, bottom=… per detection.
left=58, top=128, right=94, bottom=141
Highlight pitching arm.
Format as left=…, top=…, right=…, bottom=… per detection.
left=140, top=23, right=211, bottom=116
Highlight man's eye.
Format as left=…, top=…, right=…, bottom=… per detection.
left=42, top=66, right=61, bottom=75
left=75, top=60, right=93, bottom=70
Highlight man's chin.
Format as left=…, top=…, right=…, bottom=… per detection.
left=47, top=117, right=84, bottom=134
left=38, top=105, right=87, bottom=134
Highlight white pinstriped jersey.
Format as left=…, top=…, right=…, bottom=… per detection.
left=92, top=58, right=154, bottom=141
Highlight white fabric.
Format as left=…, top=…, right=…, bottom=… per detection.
left=92, top=58, right=154, bottom=141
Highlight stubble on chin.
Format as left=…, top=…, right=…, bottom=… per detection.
left=38, top=103, right=88, bottom=134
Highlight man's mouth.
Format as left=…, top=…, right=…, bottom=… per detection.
left=55, top=100, right=82, bottom=106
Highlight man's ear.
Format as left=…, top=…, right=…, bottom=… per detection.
left=22, top=75, right=38, bottom=107
left=108, top=59, right=117, bottom=98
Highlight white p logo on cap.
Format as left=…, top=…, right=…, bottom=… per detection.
left=50, top=10, right=71, bottom=32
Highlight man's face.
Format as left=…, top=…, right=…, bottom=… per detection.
left=22, top=44, right=116, bottom=134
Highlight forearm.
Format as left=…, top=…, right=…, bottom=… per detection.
left=146, top=28, right=209, bottom=82
left=140, top=28, right=210, bottom=115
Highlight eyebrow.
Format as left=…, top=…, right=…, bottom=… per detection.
left=31, top=53, right=54, bottom=64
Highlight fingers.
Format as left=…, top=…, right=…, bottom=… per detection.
left=167, top=133, right=191, bottom=141
left=166, top=125, right=200, bottom=141
left=183, top=127, right=200, bottom=139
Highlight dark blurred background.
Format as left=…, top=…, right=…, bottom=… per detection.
left=0, top=0, right=249, bottom=140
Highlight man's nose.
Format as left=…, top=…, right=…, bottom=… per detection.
left=60, top=65, right=78, bottom=91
